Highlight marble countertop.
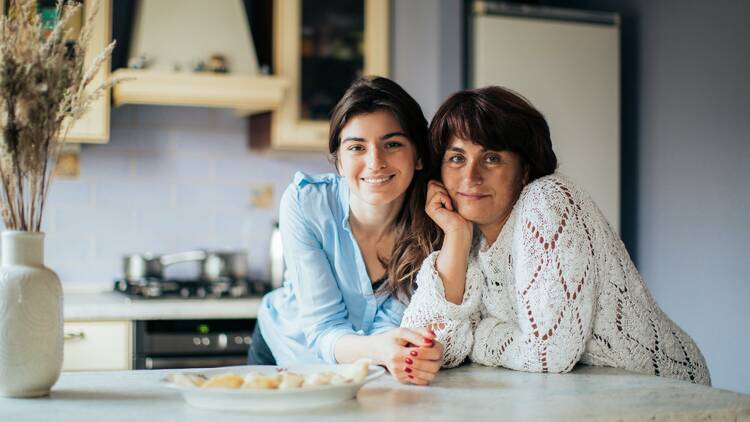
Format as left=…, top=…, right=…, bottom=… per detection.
left=63, top=290, right=262, bottom=321
left=2, top=364, right=749, bottom=421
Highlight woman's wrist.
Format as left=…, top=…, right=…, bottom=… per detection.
left=370, top=333, right=388, bottom=366
left=441, top=229, right=473, bottom=256
left=436, top=231, right=472, bottom=304
left=335, top=333, right=386, bottom=366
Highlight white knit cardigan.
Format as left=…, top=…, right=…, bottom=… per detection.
left=402, top=174, right=710, bottom=385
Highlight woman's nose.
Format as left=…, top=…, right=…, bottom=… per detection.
left=367, top=147, right=386, bottom=169
left=464, top=162, right=483, bottom=185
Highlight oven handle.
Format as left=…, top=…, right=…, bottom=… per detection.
left=144, top=355, right=248, bottom=369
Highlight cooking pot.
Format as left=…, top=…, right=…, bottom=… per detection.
left=123, top=249, right=249, bottom=282
left=201, top=250, right=249, bottom=281
left=122, top=250, right=207, bottom=281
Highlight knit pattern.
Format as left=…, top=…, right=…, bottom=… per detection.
left=402, top=174, right=710, bottom=385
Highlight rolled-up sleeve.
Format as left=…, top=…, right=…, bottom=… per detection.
left=279, top=184, right=357, bottom=363
left=370, top=295, right=405, bottom=335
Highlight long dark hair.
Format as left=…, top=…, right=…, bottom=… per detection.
left=329, top=76, right=439, bottom=303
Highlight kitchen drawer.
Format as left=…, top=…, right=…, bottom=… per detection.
left=63, top=321, right=132, bottom=371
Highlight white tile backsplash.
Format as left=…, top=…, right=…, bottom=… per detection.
left=32, top=105, right=331, bottom=284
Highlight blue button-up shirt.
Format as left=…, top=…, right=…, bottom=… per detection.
left=258, top=172, right=405, bottom=365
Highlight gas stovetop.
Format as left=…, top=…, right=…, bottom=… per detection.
left=113, top=277, right=270, bottom=299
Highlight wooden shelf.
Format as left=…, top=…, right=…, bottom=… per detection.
left=111, top=69, right=288, bottom=115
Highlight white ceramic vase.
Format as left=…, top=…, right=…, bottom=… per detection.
left=0, top=231, right=63, bottom=397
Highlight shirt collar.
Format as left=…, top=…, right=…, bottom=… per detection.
left=339, top=176, right=352, bottom=232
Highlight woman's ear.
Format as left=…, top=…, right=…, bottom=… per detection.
left=416, top=157, right=423, bottom=171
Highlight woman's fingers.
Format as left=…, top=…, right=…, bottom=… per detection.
left=401, top=357, right=439, bottom=385
left=394, top=327, right=435, bottom=347
left=407, top=366, right=437, bottom=385
left=434, top=191, right=454, bottom=212
left=395, top=359, right=436, bottom=386
left=409, top=357, right=441, bottom=374
left=408, top=345, right=442, bottom=361
left=427, top=182, right=450, bottom=204
left=427, top=192, right=457, bottom=225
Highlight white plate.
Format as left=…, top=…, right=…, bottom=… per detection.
left=164, top=364, right=385, bottom=412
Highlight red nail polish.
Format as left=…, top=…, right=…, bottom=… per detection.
left=404, top=367, right=413, bottom=373
left=405, top=357, right=413, bottom=365
left=428, top=329, right=436, bottom=337
left=410, top=350, right=418, bottom=357
left=408, top=375, right=414, bottom=379
left=424, top=338, right=434, bottom=345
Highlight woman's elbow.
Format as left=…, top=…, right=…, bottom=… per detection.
left=542, top=354, right=579, bottom=374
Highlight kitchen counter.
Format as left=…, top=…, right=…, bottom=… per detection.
left=64, top=290, right=262, bottom=321
left=2, top=364, right=749, bottom=421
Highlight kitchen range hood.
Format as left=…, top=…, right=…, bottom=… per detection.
left=111, top=0, right=286, bottom=114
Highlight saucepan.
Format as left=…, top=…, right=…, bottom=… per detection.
left=123, top=249, right=248, bottom=281
left=201, top=250, right=249, bottom=281
left=122, top=250, right=206, bottom=281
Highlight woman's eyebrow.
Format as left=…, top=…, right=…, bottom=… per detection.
left=381, top=132, right=407, bottom=140
left=342, top=137, right=365, bottom=143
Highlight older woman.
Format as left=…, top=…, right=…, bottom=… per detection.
left=401, top=86, right=710, bottom=385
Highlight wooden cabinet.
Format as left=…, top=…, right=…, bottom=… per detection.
left=0, top=0, right=112, bottom=143
left=263, top=0, right=390, bottom=150
left=63, top=321, right=132, bottom=371
left=65, top=0, right=112, bottom=143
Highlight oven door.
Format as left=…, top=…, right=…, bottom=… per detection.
left=133, top=319, right=254, bottom=370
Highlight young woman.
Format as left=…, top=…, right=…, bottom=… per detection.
left=252, top=77, right=443, bottom=385
left=402, top=86, right=710, bottom=385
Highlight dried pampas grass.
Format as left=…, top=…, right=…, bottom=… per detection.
left=0, top=0, right=116, bottom=231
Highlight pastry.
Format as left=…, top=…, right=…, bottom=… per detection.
left=278, top=371, right=305, bottom=389
left=201, top=373, right=244, bottom=389
left=241, top=372, right=281, bottom=389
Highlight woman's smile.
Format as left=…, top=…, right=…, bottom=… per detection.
left=361, top=174, right=396, bottom=186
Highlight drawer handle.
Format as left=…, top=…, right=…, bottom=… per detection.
left=64, top=331, right=86, bottom=341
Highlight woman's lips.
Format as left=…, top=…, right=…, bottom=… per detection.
left=457, top=192, right=490, bottom=200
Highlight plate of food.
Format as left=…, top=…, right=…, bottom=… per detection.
left=163, top=359, right=384, bottom=412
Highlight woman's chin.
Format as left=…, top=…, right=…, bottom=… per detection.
left=455, top=211, right=485, bottom=225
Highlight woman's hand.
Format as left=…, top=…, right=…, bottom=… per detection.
left=426, top=181, right=474, bottom=304
left=373, top=327, right=443, bottom=385
left=425, top=180, right=472, bottom=239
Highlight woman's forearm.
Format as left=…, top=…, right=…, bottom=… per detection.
left=334, top=334, right=383, bottom=364
left=436, top=231, right=473, bottom=304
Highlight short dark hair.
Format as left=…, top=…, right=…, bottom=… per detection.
left=429, top=86, right=557, bottom=182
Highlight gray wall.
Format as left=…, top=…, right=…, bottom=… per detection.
left=395, top=0, right=750, bottom=394
left=393, top=0, right=463, bottom=119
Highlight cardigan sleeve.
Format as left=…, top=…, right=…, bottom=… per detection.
left=401, top=251, right=483, bottom=368
left=471, top=179, right=598, bottom=373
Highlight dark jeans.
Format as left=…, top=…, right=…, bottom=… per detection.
left=247, top=323, right=277, bottom=366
